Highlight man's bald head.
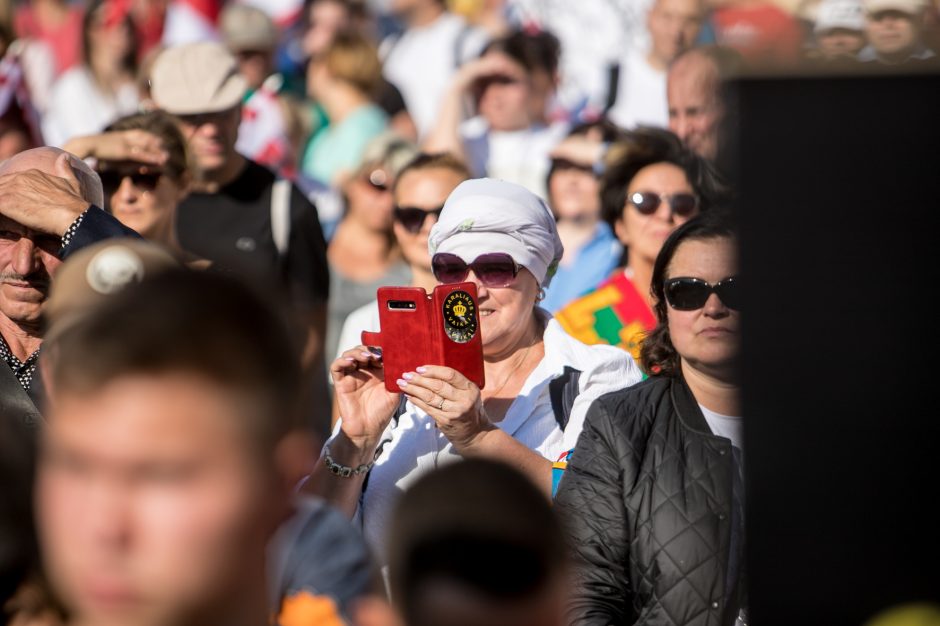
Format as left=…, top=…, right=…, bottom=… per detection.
left=0, top=147, right=104, bottom=209
left=667, top=46, right=740, bottom=161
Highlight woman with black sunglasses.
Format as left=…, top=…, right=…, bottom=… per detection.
left=305, top=177, right=643, bottom=570
left=555, top=127, right=726, bottom=363
left=555, top=210, right=747, bottom=626
left=64, top=111, right=203, bottom=265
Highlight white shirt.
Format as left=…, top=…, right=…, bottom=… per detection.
left=699, top=404, right=743, bottom=452
left=608, top=47, right=668, bottom=130
left=461, top=117, right=569, bottom=200
left=380, top=12, right=488, bottom=139
left=42, top=67, right=139, bottom=147
left=342, top=314, right=644, bottom=565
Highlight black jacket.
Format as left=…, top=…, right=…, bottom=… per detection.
left=555, top=375, right=743, bottom=626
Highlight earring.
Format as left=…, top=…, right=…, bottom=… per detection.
left=536, top=287, right=546, bottom=303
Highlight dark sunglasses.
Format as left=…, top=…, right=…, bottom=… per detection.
left=393, top=205, right=444, bottom=233
left=664, top=276, right=740, bottom=311
left=551, top=158, right=595, bottom=175
left=629, top=191, right=698, bottom=217
left=432, top=252, right=520, bottom=288
left=98, top=169, right=163, bottom=192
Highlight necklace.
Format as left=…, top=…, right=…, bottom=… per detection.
left=484, top=341, right=536, bottom=402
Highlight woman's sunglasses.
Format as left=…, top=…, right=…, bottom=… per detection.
left=664, top=276, right=740, bottom=311
left=629, top=191, right=698, bottom=217
left=98, top=169, right=163, bottom=193
left=393, top=205, right=444, bottom=233
left=432, top=252, right=520, bottom=288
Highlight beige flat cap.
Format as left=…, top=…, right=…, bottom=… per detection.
left=150, top=42, right=248, bottom=115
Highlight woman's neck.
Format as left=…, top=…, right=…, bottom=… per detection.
left=410, top=265, right=437, bottom=292
left=681, top=360, right=740, bottom=416
left=320, top=84, right=369, bottom=125
left=328, top=219, right=397, bottom=279
left=89, top=52, right=128, bottom=92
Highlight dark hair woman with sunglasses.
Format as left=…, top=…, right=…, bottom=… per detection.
left=555, top=210, right=746, bottom=626
left=305, top=178, right=643, bottom=569
left=64, top=111, right=199, bottom=261
left=556, top=126, right=726, bottom=362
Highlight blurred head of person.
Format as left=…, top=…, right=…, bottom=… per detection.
left=640, top=209, right=739, bottom=381
left=0, top=148, right=102, bottom=331
left=546, top=118, right=624, bottom=225
left=220, top=4, right=278, bottom=91
left=97, top=112, right=192, bottom=243
left=388, top=459, right=567, bottom=626
left=667, top=45, right=742, bottom=162
left=392, top=152, right=471, bottom=278
left=390, top=0, right=447, bottom=23
left=428, top=178, right=563, bottom=356
left=475, top=29, right=561, bottom=131
left=306, top=30, right=383, bottom=104
left=301, top=0, right=367, bottom=59
left=646, top=0, right=707, bottom=69
left=37, top=269, right=300, bottom=626
left=600, top=127, right=724, bottom=278
left=82, top=0, right=138, bottom=80
left=814, top=0, right=868, bottom=58
left=863, top=0, right=929, bottom=59
left=149, top=43, right=248, bottom=181
left=342, top=132, right=420, bottom=235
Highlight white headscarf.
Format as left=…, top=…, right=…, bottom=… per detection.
left=428, top=178, right=565, bottom=287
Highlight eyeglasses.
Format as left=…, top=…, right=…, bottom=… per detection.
left=550, top=158, right=595, bottom=175
left=393, top=205, right=444, bottom=233
left=629, top=191, right=698, bottom=217
left=432, top=252, right=520, bottom=288
left=98, top=169, right=163, bottom=193
left=664, top=276, right=740, bottom=311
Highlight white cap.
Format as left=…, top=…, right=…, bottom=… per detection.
left=815, top=0, right=866, bottom=32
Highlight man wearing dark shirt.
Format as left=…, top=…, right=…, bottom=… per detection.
left=0, top=147, right=138, bottom=425
left=149, top=42, right=331, bottom=431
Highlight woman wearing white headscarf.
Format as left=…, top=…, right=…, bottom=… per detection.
left=305, top=178, right=643, bottom=564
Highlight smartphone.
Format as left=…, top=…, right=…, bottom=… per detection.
left=362, top=282, right=485, bottom=392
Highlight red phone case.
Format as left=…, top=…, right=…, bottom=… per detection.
left=362, top=282, right=486, bottom=392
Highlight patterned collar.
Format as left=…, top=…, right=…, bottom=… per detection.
left=0, top=332, right=40, bottom=391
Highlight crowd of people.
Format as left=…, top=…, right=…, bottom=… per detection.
left=0, top=0, right=937, bottom=624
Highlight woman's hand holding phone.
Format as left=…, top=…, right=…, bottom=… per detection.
left=330, top=345, right=402, bottom=453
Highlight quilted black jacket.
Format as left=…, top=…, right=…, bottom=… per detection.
left=555, top=374, right=743, bottom=626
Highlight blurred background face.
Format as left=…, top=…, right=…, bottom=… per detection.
left=668, top=58, right=722, bottom=161
left=476, top=53, right=533, bottom=132
left=37, top=373, right=280, bottom=626
left=647, top=0, right=705, bottom=65
left=176, top=107, right=241, bottom=174
left=665, top=236, right=739, bottom=380
left=616, top=162, right=698, bottom=266
left=548, top=155, right=600, bottom=222
left=345, top=164, right=396, bottom=231
left=88, top=10, right=134, bottom=67
left=866, top=10, right=919, bottom=54
left=817, top=28, right=867, bottom=56
left=393, top=168, right=464, bottom=270
left=303, top=0, right=350, bottom=59
left=101, top=161, right=186, bottom=240
left=233, top=49, right=273, bottom=92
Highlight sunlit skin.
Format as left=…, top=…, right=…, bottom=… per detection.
left=393, top=167, right=465, bottom=273
left=477, top=53, right=533, bottom=133
left=866, top=9, right=921, bottom=57
left=106, top=167, right=188, bottom=243
left=668, top=52, right=722, bottom=160
left=176, top=107, right=242, bottom=177
left=0, top=215, right=61, bottom=329
left=615, top=162, right=699, bottom=271
left=548, top=162, right=600, bottom=223
left=665, top=236, right=739, bottom=383
left=647, top=0, right=706, bottom=70
left=37, top=373, right=287, bottom=626
left=303, top=0, right=350, bottom=59
left=817, top=28, right=867, bottom=57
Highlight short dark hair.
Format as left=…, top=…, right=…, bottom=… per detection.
left=482, top=29, right=562, bottom=77
left=640, top=209, right=737, bottom=377
left=388, top=459, right=566, bottom=626
left=46, top=270, right=301, bottom=452
left=600, top=126, right=728, bottom=229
